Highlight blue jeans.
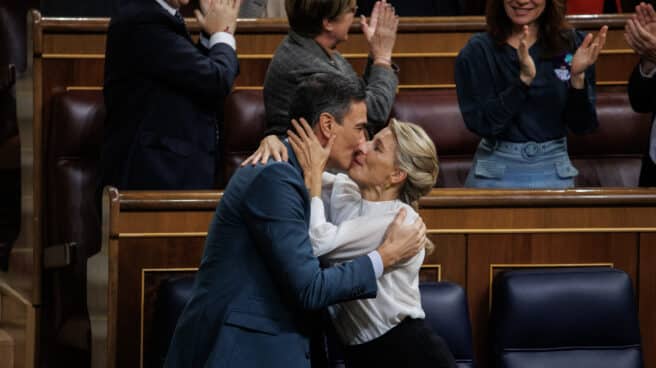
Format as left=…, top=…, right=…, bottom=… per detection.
left=465, top=137, right=578, bottom=189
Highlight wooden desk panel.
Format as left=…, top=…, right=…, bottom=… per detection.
left=95, top=187, right=656, bottom=368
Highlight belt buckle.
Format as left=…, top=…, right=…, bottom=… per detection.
left=521, top=141, right=541, bottom=160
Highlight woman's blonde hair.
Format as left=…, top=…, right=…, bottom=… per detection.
left=388, top=118, right=439, bottom=254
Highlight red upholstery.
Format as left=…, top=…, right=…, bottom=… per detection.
left=391, top=90, right=479, bottom=187
left=43, top=90, right=105, bottom=366
left=222, top=89, right=652, bottom=188
left=220, top=89, right=267, bottom=186
left=570, top=92, right=650, bottom=187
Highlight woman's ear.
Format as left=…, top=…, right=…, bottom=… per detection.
left=317, top=112, right=335, bottom=142
left=322, top=18, right=334, bottom=32
left=390, top=169, right=407, bottom=185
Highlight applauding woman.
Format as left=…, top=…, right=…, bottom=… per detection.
left=455, top=0, right=607, bottom=188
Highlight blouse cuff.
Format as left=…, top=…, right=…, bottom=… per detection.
left=310, top=197, right=327, bottom=229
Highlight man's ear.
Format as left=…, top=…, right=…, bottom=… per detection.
left=317, top=112, right=335, bottom=142
left=390, top=169, right=407, bottom=185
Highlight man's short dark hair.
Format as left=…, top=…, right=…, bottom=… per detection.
left=289, top=73, right=366, bottom=128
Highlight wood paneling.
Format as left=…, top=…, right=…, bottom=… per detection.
left=96, top=187, right=656, bottom=368
left=113, top=237, right=204, bottom=368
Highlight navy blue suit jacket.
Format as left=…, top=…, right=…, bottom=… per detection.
left=100, top=0, right=239, bottom=190
left=164, top=143, right=378, bottom=368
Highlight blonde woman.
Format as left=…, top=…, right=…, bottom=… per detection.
left=288, top=118, right=456, bottom=368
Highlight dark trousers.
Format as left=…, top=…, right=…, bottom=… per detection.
left=639, top=155, right=656, bottom=187
left=343, top=318, right=457, bottom=368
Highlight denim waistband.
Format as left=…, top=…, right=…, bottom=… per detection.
left=481, top=137, right=567, bottom=160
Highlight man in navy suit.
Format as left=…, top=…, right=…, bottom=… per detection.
left=164, top=74, right=427, bottom=367
left=626, top=2, right=656, bottom=186
left=100, top=0, right=240, bottom=190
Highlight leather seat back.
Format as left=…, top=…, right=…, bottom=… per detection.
left=420, top=282, right=475, bottom=368
left=391, top=89, right=480, bottom=188
left=221, top=89, right=266, bottom=187
left=490, top=267, right=643, bottom=368
left=569, top=92, right=651, bottom=187
left=42, top=90, right=105, bottom=363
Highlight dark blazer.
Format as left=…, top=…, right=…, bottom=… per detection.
left=628, top=63, right=656, bottom=186
left=100, top=0, right=239, bottom=190
left=164, top=143, right=378, bottom=368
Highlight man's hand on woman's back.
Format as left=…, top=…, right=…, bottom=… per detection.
left=377, top=208, right=427, bottom=269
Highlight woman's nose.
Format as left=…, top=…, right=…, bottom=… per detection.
left=357, top=140, right=370, bottom=155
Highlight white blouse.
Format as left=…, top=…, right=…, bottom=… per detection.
left=309, top=173, right=425, bottom=345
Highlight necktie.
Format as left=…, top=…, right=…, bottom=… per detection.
left=174, top=11, right=185, bottom=25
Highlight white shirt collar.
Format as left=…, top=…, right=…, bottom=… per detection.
left=154, top=0, right=177, bottom=16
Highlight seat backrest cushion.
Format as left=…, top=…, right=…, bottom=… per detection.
left=420, top=282, right=474, bottom=368
left=570, top=91, right=651, bottom=187
left=221, top=89, right=266, bottom=187
left=152, top=275, right=196, bottom=366
left=46, top=90, right=105, bottom=258
left=490, top=267, right=643, bottom=368
left=391, top=90, right=479, bottom=188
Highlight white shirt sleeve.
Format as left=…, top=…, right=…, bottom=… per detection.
left=329, top=174, right=363, bottom=225
left=200, top=32, right=236, bottom=51
left=309, top=196, right=384, bottom=278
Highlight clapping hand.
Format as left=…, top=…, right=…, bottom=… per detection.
left=517, top=25, right=536, bottom=86
left=361, top=0, right=398, bottom=66
left=570, top=25, right=608, bottom=88
left=195, top=0, right=241, bottom=35
left=625, top=2, right=656, bottom=67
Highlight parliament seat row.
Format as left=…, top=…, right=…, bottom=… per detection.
left=151, top=277, right=476, bottom=367
left=45, top=85, right=653, bottom=268
left=149, top=267, right=642, bottom=368
left=44, top=87, right=651, bottom=366
left=222, top=88, right=653, bottom=188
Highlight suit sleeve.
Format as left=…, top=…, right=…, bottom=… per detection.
left=243, top=164, right=378, bottom=310
left=362, top=58, right=399, bottom=132
left=130, top=22, right=239, bottom=106
left=629, top=63, right=656, bottom=113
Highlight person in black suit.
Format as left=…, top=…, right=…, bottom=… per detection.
left=100, top=0, right=241, bottom=190
left=626, top=2, right=656, bottom=186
